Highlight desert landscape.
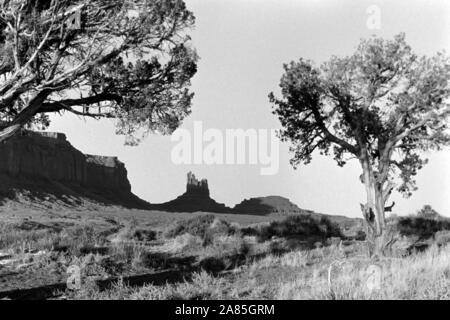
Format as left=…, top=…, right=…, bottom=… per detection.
left=1, top=131, right=450, bottom=300
left=0, top=0, right=449, bottom=304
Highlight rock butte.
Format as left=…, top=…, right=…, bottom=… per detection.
left=0, top=131, right=149, bottom=208
left=150, top=171, right=233, bottom=213
left=0, top=131, right=312, bottom=216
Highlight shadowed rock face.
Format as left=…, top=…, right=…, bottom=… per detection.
left=151, top=172, right=232, bottom=213
left=186, top=171, right=209, bottom=197
left=232, top=196, right=306, bottom=216
left=151, top=173, right=308, bottom=215
left=0, top=131, right=149, bottom=208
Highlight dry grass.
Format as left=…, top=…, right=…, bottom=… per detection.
left=277, top=244, right=450, bottom=300
left=68, top=271, right=230, bottom=300
left=0, top=221, right=59, bottom=252
left=67, top=242, right=450, bottom=300
left=3, top=209, right=450, bottom=300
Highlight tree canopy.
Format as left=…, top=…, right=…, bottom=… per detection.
left=269, top=34, right=450, bottom=255
left=270, top=33, right=450, bottom=197
left=0, top=0, right=198, bottom=144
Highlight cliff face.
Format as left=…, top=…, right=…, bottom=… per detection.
left=0, top=131, right=148, bottom=208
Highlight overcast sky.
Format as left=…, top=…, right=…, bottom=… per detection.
left=48, top=0, right=450, bottom=218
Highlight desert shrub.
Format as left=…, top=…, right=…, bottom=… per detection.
left=197, top=235, right=254, bottom=273
left=355, top=230, right=366, bottom=241
left=257, top=215, right=343, bottom=242
left=240, top=225, right=261, bottom=237
left=384, top=214, right=450, bottom=256
left=157, top=233, right=204, bottom=254
left=109, top=243, right=175, bottom=271
left=165, top=214, right=216, bottom=240
left=202, top=219, right=236, bottom=246
left=199, top=256, right=227, bottom=273
left=268, top=238, right=291, bottom=254
left=55, top=225, right=107, bottom=256
left=199, top=253, right=249, bottom=273
left=132, top=229, right=157, bottom=242
left=202, top=235, right=252, bottom=258
left=136, top=251, right=170, bottom=270
left=98, top=256, right=126, bottom=275
left=396, top=216, right=450, bottom=241
left=108, top=225, right=156, bottom=244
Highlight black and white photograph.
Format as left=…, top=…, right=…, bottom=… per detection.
left=0, top=0, right=449, bottom=307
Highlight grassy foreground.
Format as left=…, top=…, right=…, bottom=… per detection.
left=1, top=208, right=450, bottom=300
left=66, top=241, right=450, bottom=300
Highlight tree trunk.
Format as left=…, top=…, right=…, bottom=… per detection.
left=360, top=158, right=387, bottom=257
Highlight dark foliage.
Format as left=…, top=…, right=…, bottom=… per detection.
left=132, top=229, right=157, bottom=242
left=256, top=215, right=343, bottom=242
left=0, top=0, right=198, bottom=144
left=396, top=216, right=450, bottom=241
left=355, top=230, right=366, bottom=241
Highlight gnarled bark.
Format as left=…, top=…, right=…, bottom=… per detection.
left=359, top=155, right=394, bottom=257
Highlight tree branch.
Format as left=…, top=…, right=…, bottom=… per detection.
left=41, top=93, right=122, bottom=113
left=310, top=107, right=359, bottom=155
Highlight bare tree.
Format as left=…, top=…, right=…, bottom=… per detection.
left=0, top=0, right=197, bottom=144
left=269, top=34, right=450, bottom=256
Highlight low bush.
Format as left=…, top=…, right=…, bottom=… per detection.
left=165, top=214, right=216, bottom=239
left=396, top=216, right=450, bottom=241
left=132, top=229, right=157, bottom=242
left=203, top=219, right=236, bottom=246
left=137, top=251, right=170, bottom=270
left=165, top=215, right=237, bottom=247
left=256, top=215, right=343, bottom=242
left=55, top=225, right=107, bottom=256
left=355, top=230, right=366, bottom=241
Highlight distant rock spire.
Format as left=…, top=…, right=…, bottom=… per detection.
left=186, top=171, right=209, bottom=196
left=152, top=171, right=231, bottom=213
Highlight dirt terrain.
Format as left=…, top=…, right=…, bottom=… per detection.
left=2, top=201, right=450, bottom=300
left=0, top=203, right=282, bottom=229
left=0, top=202, right=286, bottom=299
